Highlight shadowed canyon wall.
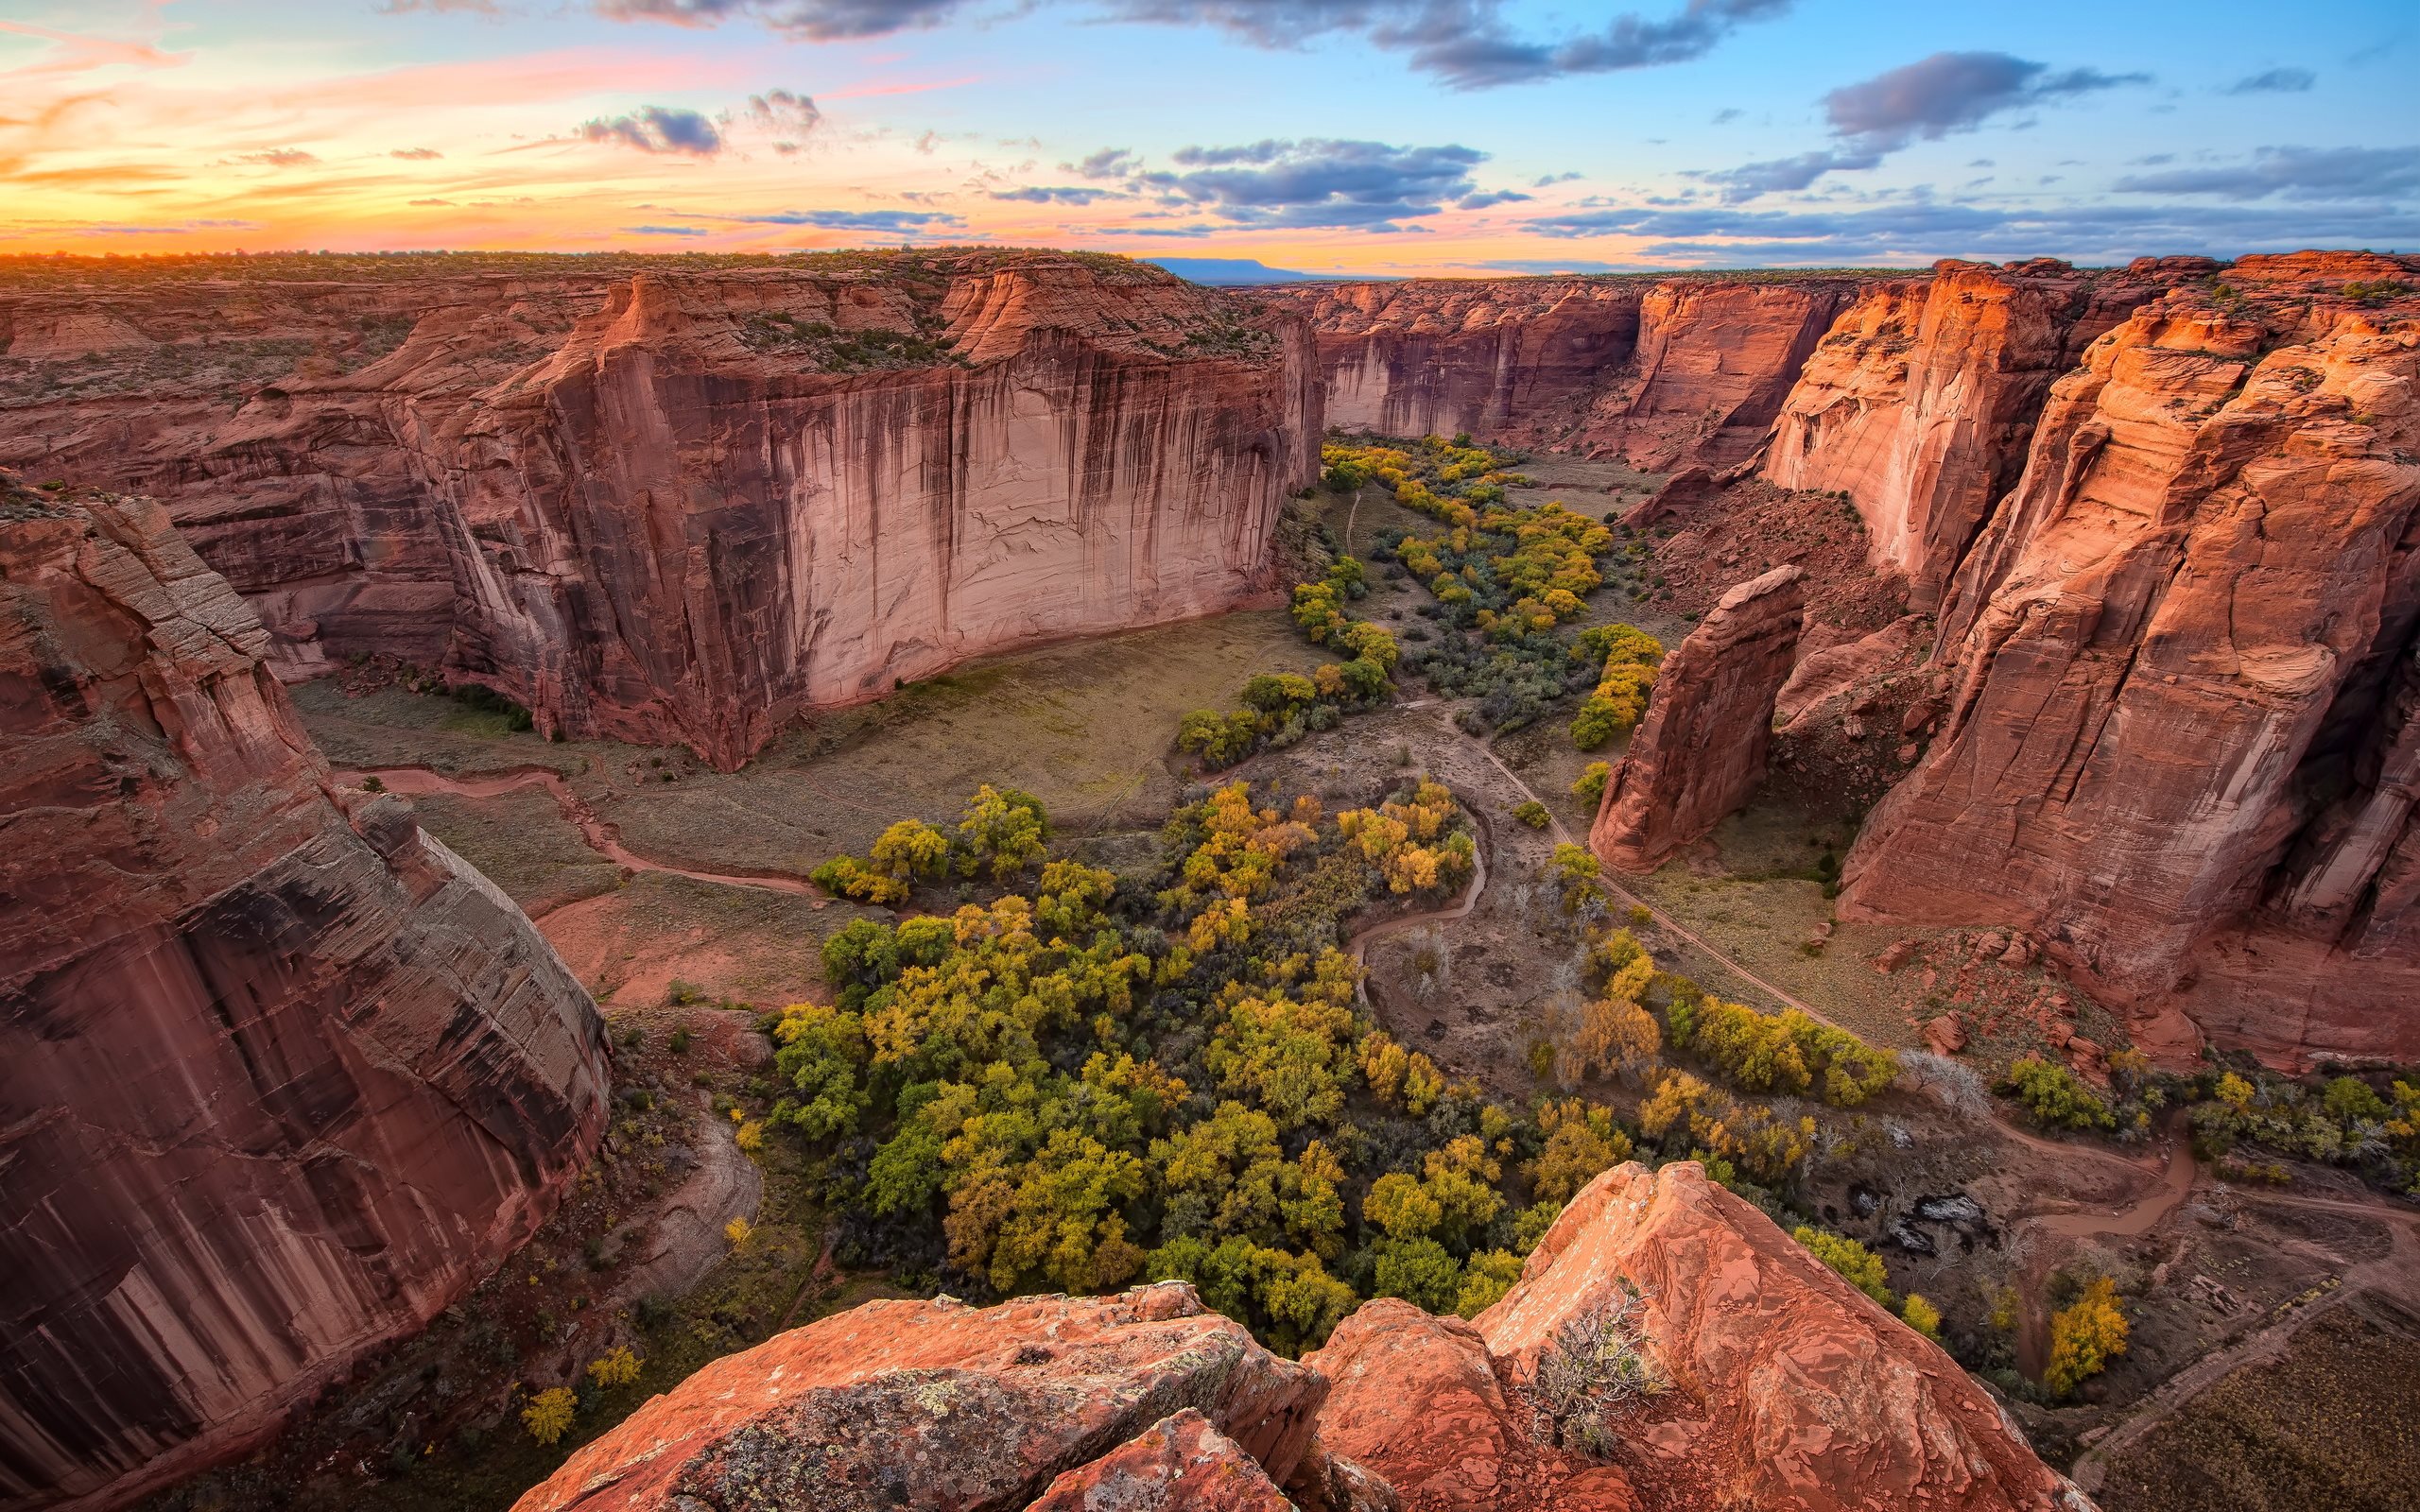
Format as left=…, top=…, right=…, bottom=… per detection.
left=0, top=477, right=612, bottom=1510
left=1838, top=252, right=2420, bottom=1066
left=0, top=253, right=1319, bottom=769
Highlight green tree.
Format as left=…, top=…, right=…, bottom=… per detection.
left=1792, top=1227, right=1893, bottom=1306
left=1372, top=1237, right=1462, bottom=1313
left=958, top=784, right=1048, bottom=879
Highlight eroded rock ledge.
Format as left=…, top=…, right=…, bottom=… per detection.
left=0, top=475, right=612, bottom=1510
left=512, top=1162, right=2087, bottom=1512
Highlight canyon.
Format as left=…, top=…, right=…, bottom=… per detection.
left=0, top=252, right=1318, bottom=769
left=5, top=246, right=2419, bottom=1512
left=0, top=474, right=611, bottom=1510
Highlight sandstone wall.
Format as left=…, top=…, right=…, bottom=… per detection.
left=0, top=479, right=611, bottom=1509
left=1758, top=258, right=2203, bottom=607
left=1591, top=566, right=1806, bottom=871
left=1270, top=278, right=1643, bottom=441
left=1838, top=254, right=2420, bottom=1065
left=0, top=255, right=1319, bottom=769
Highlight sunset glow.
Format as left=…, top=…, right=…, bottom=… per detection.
left=3, top=0, right=2412, bottom=272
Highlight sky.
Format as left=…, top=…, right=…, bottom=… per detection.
left=2, top=0, right=2413, bottom=273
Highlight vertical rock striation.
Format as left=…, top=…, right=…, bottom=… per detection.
left=0, top=477, right=611, bottom=1510
left=1759, top=258, right=2204, bottom=607
left=0, top=253, right=1319, bottom=769
left=1838, top=254, right=2420, bottom=1064
left=1591, top=566, right=1806, bottom=871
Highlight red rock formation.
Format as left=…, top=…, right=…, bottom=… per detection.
left=1028, top=1409, right=1295, bottom=1512
left=1840, top=254, right=2420, bottom=1065
left=1471, top=1162, right=2083, bottom=1512
left=1759, top=258, right=2204, bottom=607
left=1305, top=1300, right=1638, bottom=1510
left=527, top=1163, right=2081, bottom=1512
left=1591, top=566, right=1806, bottom=871
left=0, top=476, right=612, bottom=1511
left=511, top=1283, right=1324, bottom=1512
left=1269, top=279, right=1643, bottom=441
left=0, top=253, right=1319, bottom=769
left=1269, top=274, right=1878, bottom=468
left=1576, top=280, right=1860, bottom=470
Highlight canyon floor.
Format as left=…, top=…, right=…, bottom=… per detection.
left=183, top=457, right=2420, bottom=1512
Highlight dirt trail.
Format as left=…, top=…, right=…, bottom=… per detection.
left=339, top=765, right=829, bottom=905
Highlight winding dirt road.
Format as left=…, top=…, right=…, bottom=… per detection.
left=338, top=765, right=829, bottom=905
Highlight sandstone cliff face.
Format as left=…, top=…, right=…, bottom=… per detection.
left=1759, top=259, right=2205, bottom=607
left=1270, top=274, right=1874, bottom=468
left=1591, top=566, right=1806, bottom=871
left=0, top=478, right=611, bottom=1510
left=1839, top=254, right=2420, bottom=1065
left=518, top=1162, right=2080, bottom=1512
left=1269, top=279, right=1643, bottom=442
left=0, top=254, right=1319, bottom=768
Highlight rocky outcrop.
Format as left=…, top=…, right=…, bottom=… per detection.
left=1591, top=566, right=1806, bottom=870
left=1575, top=280, right=1860, bottom=470
left=511, top=1283, right=1325, bottom=1512
left=1466, top=1162, right=2085, bottom=1512
left=1270, top=274, right=1877, bottom=468
left=522, top=1163, right=2079, bottom=1512
left=1270, top=279, right=1642, bottom=441
left=0, top=253, right=1319, bottom=769
left=1839, top=254, right=2420, bottom=1065
left=1759, top=258, right=2204, bottom=607
left=0, top=477, right=611, bottom=1511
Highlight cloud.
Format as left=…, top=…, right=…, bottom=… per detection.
left=742, top=88, right=821, bottom=137
left=2223, top=66, right=2315, bottom=94
left=230, top=148, right=320, bottom=167
left=1823, top=52, right=2148, bottom=150
left=1513, top=194, right=2420, bottom=265
left=1074, top=147, right=1142, bottom=180
left=2113, top=144, right=2420, bottom=199
left=625, top=223, right=712, bottom=234
left=1532, top=171, right=1582, bottom=187
left=379, top=0, right=506, bottom=12
left=1710, top=107, right=1742, bottom=124
left=593, top=0, right=966, bottom=38
left=409, top=198, right=456, bottom=205
left=390, top=147, right=444, bottom=160
left=589, top=0, right=1792, bottom=89
left=1473, top=257, right=1637, bottom=273
left=1698, top=51, right=2149, bottom=201
left=991, top=186, right=1117, bottom=204
left=577, top=106, right=723, bottom=154
left=1101, top=138, right=1495, bottom=230
left=710, top=208, right=966, bottom=230
left=1458, top=188, right=1531, bottom=209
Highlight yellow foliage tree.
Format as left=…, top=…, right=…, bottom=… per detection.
left=2046, top=1278, right=2129, bottom=1396
left=521, top=1386, right=577, bottom=1446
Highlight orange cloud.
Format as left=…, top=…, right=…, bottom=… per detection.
left=0, top=19, right=191, bottom=79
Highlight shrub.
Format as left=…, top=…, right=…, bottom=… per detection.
left=585, top=1347, right=643, bottom=1389
left=1372, top=1237, right=1462, bottom=1313
left=1792, top=1227, right=1893, bottom=1306
left=1512, top=799, right=1550, bottom=829
left=2045, top=1277, right=2128, bottom=1396
left=1571, top=761, right=1611, bottom=809
left=520, top=1387, right=577, bottom=1446
left=2003, top=1055, right=2116, bottom=1130
left=1525, top=1289, right=1668, bottom=1457
left=1900, top=1294, right=1943, bottom=1341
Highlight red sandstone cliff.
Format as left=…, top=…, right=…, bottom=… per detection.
left=0, top=253, right=1319, bottom=769
left=512, top=1162, right=2082, bottom=1512
left=1270, top=278, right=1642, bottom=442
left=0, top=476, right=612, bottom=1510
left=1758, top=258, right=2208, bottom=607
left=1270, top=274, right=1881, bottom=468
left=1838, top=253, right=2420, bottom=1066
left=1591, top=566, right=1806, bottom=872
